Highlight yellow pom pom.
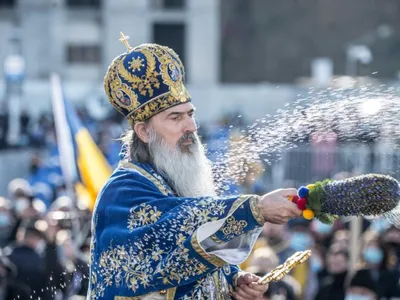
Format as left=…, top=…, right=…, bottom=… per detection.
left=303, top=209, right=315, bottom=220
left=307, top=184, right=315, bottom=191
left=287, top=196, right=293, bottom=201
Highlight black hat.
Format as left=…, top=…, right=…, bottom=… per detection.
left=349, top=269, right=379, bottom=296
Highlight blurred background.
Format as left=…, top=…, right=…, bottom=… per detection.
left=1, top=0, right=400, bottom=299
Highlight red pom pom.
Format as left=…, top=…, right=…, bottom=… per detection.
left=292, top=195, right=299, bottom=204
left=297, top=198, right=307, bottom=210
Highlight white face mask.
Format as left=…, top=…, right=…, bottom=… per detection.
left=14, top=198, right=30, bottom=215
left=35, top=239, right=46, bottom=255
left=344, top=294, right=372, bottom=300
left=0, top=212, right=11, bottom=227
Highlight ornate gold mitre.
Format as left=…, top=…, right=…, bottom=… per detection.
left=104, top=32, right=190, bottom=124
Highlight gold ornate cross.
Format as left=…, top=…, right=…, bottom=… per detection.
left=119, top=32, right=133, bottom=51
left=258, top=250, right=312, bottom=285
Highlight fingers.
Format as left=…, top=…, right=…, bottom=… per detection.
left=233, top=289, right=254, bottom=300
left=290, top=205, right=303, bottom=217
left=281, top=203, right=302, bottom=220
left=240, top=273, right=260, bottom=284
left=248, top=282, right=269, bottom=292
left=234, top=287, right=259, bottom=300
left=276, top=188, right=298, bottom=197
left=234, top=283, right=268, bottom=300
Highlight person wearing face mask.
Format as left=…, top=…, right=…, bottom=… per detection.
left=0, top=197, right=15, bottom=247
left=358, top=233, right=400, bottom=299
left=286, top=219, right=319, bottom=300
left=3, top=220, right=51, bottom=300
left=312, top=219, right=335, bottom=251
left=4, top=219, right=68, bottom=300
left=381, top=226, right=400, bottom=268
left=345, top=269, right=379, bottom=300
left=6, top=195, right=41, bottom=246
left=315, top=245, right=349, bottom=300
left=56, top=231, right=89, bottom=299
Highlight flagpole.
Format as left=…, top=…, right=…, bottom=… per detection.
left=50, top=73, right=77, bottom=199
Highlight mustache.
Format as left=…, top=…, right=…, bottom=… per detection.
left=178, top=132, right=197, bottom=146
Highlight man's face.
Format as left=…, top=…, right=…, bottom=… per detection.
left=149, top=102, right=197, bottom=152
left=138, top=102, right=216, bottom=197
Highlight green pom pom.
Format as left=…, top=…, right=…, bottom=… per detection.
left=308, top=179, right=338, bottom=224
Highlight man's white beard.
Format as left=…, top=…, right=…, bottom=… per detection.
left=148, top=128, right=216, bottom=198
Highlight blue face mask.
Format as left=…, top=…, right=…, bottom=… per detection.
left=314, top=221, right=333, bottom=235
left=0, top=213, right=11, bottom=227
left=370, top=218, right=390, bottom=233
left=310, top=257, right=323, bottom=273
left=344, top=293, right=372, bottom=300
left=290, top=232, right=312, bottom=251
left=363, top=247, right=383, bottom=264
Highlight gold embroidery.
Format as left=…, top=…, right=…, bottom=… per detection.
left=191, top=232, right=226, bottom=268
left=159, top=244, right=209, bottom=286
left=249, top=195, right=265, bottom=226
left=222, top=264, right=231, bottom=276
left=104, top=55, right=139, bottom=114
left=117, top=49, right=160, bottom=98
left=93, top=194, right=228, bottom=297
left=213, top=271, right=222, bottom=300
left=128, top=203, right=162, bottom=232
left=98, top=244, right=158, bottom=293
left=226, top=195, right=253, bottom=215
left=181, top=270, right=231, bottom=299
left=208, top=195, right=255, bottom=243
left=211, top=234, right=224, bottom=244
left=128, top=56, right=145, bottom=72
left=113, top=289, right=173, bottom=299
left=166, top=288, right=176, bottom=300
left=214, top=270, right=233, bottom=300
left=129, top=91, right=190, bottom=122
left=118, top=161, right=169, bottom=195
left=221, top=216, right=247, bottom=240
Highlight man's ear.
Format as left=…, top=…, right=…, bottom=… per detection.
left=134, top=122, right=150, bottom=143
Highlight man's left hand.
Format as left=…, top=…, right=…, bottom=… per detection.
left=233, top=272, right=268, bottom=300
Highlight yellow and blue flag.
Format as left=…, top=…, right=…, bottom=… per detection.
left=51, top=73, right=112, bottom=210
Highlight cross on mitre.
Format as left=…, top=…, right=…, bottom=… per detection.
left=119, top=32, right=133, bottom=51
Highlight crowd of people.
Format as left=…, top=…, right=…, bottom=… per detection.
left=0, top=106, right=399, bottom=299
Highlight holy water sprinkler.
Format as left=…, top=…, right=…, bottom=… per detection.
left=289, top=174, right=400, bottom=224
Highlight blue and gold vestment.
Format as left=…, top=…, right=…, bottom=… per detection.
left=87, top=161, right=265, bottom=299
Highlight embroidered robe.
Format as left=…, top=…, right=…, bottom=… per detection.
left=87, top=161, right=265, bottom=299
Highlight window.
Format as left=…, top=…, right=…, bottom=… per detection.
left=0, top=0, right=15, bottom=7
left=67, top=45, right=101, bottom=64
left=164, top=0, right=185, bottom=9
left=153, top=23, right=186, bottom=67
left=151, top=0, right=185, bottom=10
left=66, top=0, right=101, bottom=8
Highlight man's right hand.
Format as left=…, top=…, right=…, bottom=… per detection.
left=258, top=188, right=302, bottom=224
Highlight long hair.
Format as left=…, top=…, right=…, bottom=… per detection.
left=120, top=120, right=152, bottom=163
